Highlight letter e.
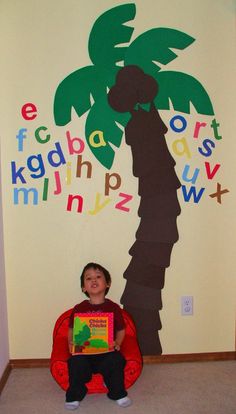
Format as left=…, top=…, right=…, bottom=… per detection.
left=21, top=103, right=37, bottom=120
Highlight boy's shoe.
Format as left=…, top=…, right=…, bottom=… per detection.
left=116, top=396, right=132, bottom=407
left=65, top=401, right=80, bottom=410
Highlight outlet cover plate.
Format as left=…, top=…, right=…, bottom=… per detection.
left=181, top=296, right=193, bottom=316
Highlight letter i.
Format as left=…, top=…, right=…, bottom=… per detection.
left=42, top=178, right=49, bottom=201
left=66, top=162, right=72, bottom=185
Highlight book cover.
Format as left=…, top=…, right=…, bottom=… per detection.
left=72, top=312, right=114, bottom=355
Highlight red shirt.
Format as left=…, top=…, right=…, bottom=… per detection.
left=69, top=298, right=125, bottom=335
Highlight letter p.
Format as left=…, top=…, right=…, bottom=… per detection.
left=105, top=173, right=121, bottom=196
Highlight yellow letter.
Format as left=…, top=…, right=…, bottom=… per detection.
left=172, top=137, right=191, bottom=159
left=88, top=193, right=111, bottom=215
left=89, top=130, right=106, bottom=148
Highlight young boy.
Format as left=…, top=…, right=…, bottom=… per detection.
left=65, top=262, right=132, bottom=410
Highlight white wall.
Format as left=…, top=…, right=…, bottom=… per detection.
left=0, top=150, right=9, bottom=377
left=0, top=0, right=235, bottom=359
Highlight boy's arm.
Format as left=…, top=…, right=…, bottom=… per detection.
left=114, top=328, right=125, bottom=351
left=68, top=327, right=73, bottom=353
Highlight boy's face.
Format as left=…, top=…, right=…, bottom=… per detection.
left=82, top=267, right=110, bottom=297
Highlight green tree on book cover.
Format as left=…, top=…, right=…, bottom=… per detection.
left=73, top=317, right=91, bottom=346
left=89, top=339, right=109, bottom=349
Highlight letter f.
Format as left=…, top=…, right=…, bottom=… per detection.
left=16, top=128, right=27, bottom=151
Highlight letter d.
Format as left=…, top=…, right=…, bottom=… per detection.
left=48, top=142, right=66, bottom=167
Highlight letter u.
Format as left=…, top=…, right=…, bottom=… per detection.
left=182, top=164, right=200, bottom=184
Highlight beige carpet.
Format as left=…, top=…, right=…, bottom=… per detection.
left=0, top=361, right=235, bottom=414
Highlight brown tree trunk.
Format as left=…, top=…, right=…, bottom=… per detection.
left=120, top=103, right=181, bottom=355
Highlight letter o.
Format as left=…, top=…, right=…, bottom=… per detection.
left=169, top=115, right=187, bottom=133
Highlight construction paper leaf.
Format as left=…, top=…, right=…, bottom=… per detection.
left=89, top=3, right=136, bottom=66
left=85, top=96, right=130, bottom=169
left=124, top=28, right=195, bottom=77
left=154, top=71, right=214, bottom=115
left=54, top=66, right=119, bottom=125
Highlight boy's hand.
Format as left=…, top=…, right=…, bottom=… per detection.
left=68, top=341, right=74, bottom=354
left=113, top=328, right=125, bottom=351
left=112, top=341, right=121, bottom=351
left=68, top=328, right=73, bottom=353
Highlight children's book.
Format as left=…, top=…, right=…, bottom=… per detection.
left=72, top=312, right=114, bottom=355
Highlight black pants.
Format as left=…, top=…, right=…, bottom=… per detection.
left=66, top=351, right=127, bottom=402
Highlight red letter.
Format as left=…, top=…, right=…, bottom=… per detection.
left=67, top=194, right=83, bottom=213
left=115, top=193, right=133, bottom=212
left=66, top=131, right=85, bottom=154
left=205, top=162, right=221, bottom=180
left=193, top=121, right=207, bottom=138
left=21, top=103, right=37, bottom=120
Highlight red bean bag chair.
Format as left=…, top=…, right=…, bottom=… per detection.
left=50, top=308, right=143, bottom=393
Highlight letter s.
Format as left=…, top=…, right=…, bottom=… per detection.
left=198, top=139, right=215, bottom=157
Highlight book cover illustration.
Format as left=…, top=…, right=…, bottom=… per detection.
left=72, top=312, right=114, bottom=354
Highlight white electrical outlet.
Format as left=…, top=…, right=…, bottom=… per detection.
left=181, top=296, right=193, bottom=315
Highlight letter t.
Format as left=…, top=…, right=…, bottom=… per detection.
left=211, top=119, right=222, bottom=140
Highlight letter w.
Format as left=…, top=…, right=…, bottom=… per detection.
left=181, top=185, right=205, bottom=203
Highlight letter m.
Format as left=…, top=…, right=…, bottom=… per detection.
left=181, top=185, right=205, bottom=203
left=13, top=188, right=38, bottom=205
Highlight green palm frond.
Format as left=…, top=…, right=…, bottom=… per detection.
left=124, top=27, right=213, bottom=115
left=54, top=3, right=136, bottom=126
left=154, top=71, right=214, bottom=114
left=54, top=65, right=121, bottom=125
left=54, top=66, right=101, bottom=125
left=124, top=28, right=195, bottom=75
left=89, top=3, right=136, bottom=66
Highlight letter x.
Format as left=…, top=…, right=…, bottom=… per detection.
left=209, top=183, right=229, bottom=204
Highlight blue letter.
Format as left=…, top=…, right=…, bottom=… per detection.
left=13, top=188, right=38, bottom=205
left=48, top=142, right=66, bottom=167
left=27, top=154, right=45, bottom=178
left=198, top=139, right=215, bottom=157
left=16, top=128, right=27, bottom=151
left=11, top=161, right=26, bottom=184
left=181, top=185, right=205, bottom=203
left=170, top=115, right=187, bottom=133
left=182, top=164, right=200, bottom=184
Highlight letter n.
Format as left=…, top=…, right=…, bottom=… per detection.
left=67, top=194, right=83, bottom=213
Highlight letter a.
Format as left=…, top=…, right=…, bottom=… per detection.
left=89, top=131, right=106, bottom=148
left=172, top=137, right=191, bottom=159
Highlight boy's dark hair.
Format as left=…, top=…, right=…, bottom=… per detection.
left=80, top=262, right=111, bottom=297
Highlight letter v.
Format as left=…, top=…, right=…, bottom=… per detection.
left=88, top=193, right=111, bottom=215
left=205, top=162, right=221, bottom=180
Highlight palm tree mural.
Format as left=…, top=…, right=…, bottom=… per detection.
left=54, top=4, right=214, bottom=355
